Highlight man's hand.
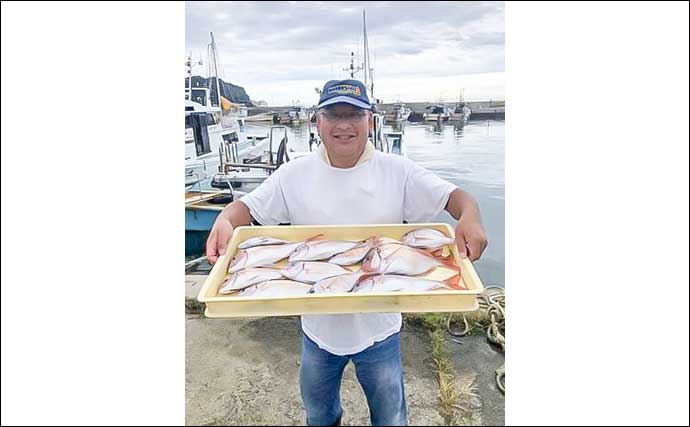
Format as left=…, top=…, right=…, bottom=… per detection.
left=454, top=213, right=487, bottom=261
left=206, top=216, right=234, bottom=265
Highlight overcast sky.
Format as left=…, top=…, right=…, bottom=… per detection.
left=186, top=1, right=504, bottom=106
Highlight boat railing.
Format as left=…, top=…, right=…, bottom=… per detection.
left=267, top=126, right=289, bottom=165
left=372, top=113, right=389, bottom=153
left=185, top=171, right=205, bottom=192
left=215, top=125, right=289, bottom=175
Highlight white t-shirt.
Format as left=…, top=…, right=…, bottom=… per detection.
left=240, top=148, right=457, bottom=355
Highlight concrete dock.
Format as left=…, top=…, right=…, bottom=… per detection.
left=185, top=275, right=505, bottom=426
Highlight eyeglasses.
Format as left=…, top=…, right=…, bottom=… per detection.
left=319, top=110, right=368, bottom=122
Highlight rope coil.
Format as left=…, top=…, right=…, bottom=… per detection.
left=447, top=286, right=505, bottom=394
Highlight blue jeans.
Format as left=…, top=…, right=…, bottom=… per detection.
left=300, top=332, right=408, bottom=426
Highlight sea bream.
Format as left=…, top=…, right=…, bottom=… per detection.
left=218, top=267, right=284, bottom=294
left=352, top=273, right=465, bottom=293
left=328, top=236, right=380, bottom=265
left=227, top=235, right=322, bottom=273
left=238, top=236, right=294, bottom=250
left=309, top=270, right=368, bottom=294
left=239, top=280, right=313, bottom=297
left=280, top=262, right=351, bottom=284
left=288, top=237, right=362, bottom=263
left=401, top=228, right=456, bottom=250
left=361, top=244, right=459, bottom=276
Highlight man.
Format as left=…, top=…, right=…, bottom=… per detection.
left=206, top=79, right=487, bottom=426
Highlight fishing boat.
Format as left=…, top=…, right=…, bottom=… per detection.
left=246, top=111, right=278, bottom=122
left=185, top=97, right=250, bottom=187
left=383, top=103, right=412, bottom=123
left=449, top=103, right=471, bottom=123
left=423, top=105, right=452, bottom=122
left=185, top=32, right=267, bottom=187
left=278, top=106, right=309, bottom=124
left=448, top=90, right=471, bottom=123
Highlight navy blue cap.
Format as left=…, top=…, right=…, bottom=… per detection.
left=317, top=79, right=372, bottom=110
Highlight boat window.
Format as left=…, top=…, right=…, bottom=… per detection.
left=223, top=132, right=239, bottom=143
left=187, top=114, right=212, bottom=156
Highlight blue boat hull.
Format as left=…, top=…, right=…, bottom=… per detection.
left=185, top=208, right=221, bottom=256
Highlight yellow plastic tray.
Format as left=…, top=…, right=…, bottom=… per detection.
left=197, top=223, right=484, bottom=317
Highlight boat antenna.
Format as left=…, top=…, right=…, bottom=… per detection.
left=343, top=51, right=364, bottom=78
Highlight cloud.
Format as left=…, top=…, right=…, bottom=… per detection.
left=185, top=1, right=504, bottom=104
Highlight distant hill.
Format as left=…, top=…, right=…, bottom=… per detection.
left=186, top=76, right=254, bottom=107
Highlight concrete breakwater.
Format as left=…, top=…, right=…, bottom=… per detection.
left=248, top=101, right=505, bottom=121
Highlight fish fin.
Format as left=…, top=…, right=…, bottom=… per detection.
left=443, top=272, right=466, bottom=290
left=430, top=248, right=445, bottom=257
left=436, top=253, right=459, bottom=270
left=291, top=234, right=327, bottom=260
left=360, top=248, right=378, bottom=272
left=360, top=261, right=374, bottom=272
left=355, top=272, right=379, bottom=284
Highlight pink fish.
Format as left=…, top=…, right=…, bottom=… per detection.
left=288, top=237, right=362, bottom=263
left=218, top=267, right=284, bottom=294
left=352, top=273, right=464, bottom=293
left=228, top=234, right=322, bottom=273
left=239, top=280, right=313, bottom=298
left=401, top=228, right=456, bottom=250
left=361, top=244, right=459, bottom=276
left=309, top=271, right=368, bottom=294
left=238, top=236, right=293, bottom=250
left=328, top=236, right=380, bottom=265
left=280, top=262, right=351, bottom=284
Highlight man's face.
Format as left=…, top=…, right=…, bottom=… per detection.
left=316, top=104, right=373, bottom=161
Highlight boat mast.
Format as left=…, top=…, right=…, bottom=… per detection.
left=209, top=32, right=223, bottom=109
left=362, top=10, right=373, bottom=101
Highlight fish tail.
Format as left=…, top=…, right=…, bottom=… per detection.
left=443, top=272, right=466, bottom=290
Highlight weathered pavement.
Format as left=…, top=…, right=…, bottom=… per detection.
left=185, top=276, right=504, bottom=426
